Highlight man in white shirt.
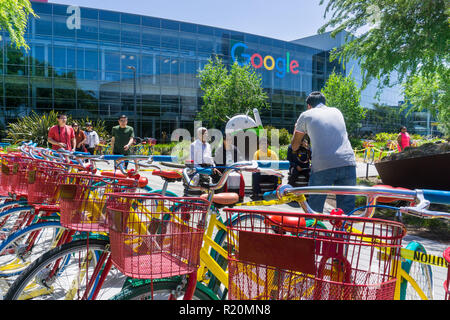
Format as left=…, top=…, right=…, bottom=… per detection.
left=190, top=127, right=215, bottom=166
left=291, top=91, right=357, bottom=214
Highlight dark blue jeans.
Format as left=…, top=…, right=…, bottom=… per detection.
left=307, top=165, right=356, bottom=214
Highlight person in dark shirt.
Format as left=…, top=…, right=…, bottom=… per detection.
left=287, top=136, right=311, bottom=185
left=111, top=115, right=135, bottom=169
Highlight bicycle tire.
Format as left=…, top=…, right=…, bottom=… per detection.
left=0, top=205, right=34, bottom=240
left=111, top=276, right=217, bottom=300
left=400, top=241, right=433, bottom=300
left=0, top=221, right=66, bottom=277
left=4, top=239, right=120, bottom=300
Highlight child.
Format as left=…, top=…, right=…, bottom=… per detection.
left=287, top=137, right=311, bottom=186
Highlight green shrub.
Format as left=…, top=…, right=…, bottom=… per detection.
left=5, top=110, right=108, bottom=147
left=153, top=142, right=178, bottom=155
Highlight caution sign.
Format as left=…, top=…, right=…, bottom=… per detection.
left=401, top=248, right=449, bottom=268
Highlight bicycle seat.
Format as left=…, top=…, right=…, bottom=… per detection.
left=200, top=192, right=239, bottom=206
left=101, top=171, right=148, bottom=188
left=372, top=184, right=412, bottom=203
left=265, top=214, right=306, bottom=234
left=152, top=170, right=182, bottom=181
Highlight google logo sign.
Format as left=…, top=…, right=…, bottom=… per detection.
left=231, top=42, right=300, bottom=78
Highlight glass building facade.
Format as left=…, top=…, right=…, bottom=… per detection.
left=0, top=1, right=343, bottom=138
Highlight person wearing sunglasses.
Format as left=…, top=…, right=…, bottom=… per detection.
left=72, top=122, right=87, bottom=152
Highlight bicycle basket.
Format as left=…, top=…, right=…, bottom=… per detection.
left=224, top=208, right=406, bottom=300
left=27, top=160, right=67, bottom=204
left=106, top=194, right=209, bottom=279
left=2, top=155, right=33, bottom=196
left=58, top=173, right=139, bottom=232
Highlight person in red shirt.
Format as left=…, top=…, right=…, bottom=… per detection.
left=48, top=113, right=76, bottom=151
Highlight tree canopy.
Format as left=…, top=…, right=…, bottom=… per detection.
left=321, top=71, right=366, bottom=136
left=197, top=56, right=269, bottom=129
left=0, top=0, right=36, bottom=50
left=318, top=0, right=449, bottom=88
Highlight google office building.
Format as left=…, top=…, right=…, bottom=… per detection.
left=0, top=0, right=402, bottom=138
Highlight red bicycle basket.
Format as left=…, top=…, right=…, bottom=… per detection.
left=224, top=208, right=406, bottom=300
left=444, top=247, right=450, bottom=300
left=1, top=154, right=33, bottom=196
left=58, top=173, right=138, bottom=232
left=106, top=194, right=209, bottom=279
left=27, top=160, right=67, bottom=204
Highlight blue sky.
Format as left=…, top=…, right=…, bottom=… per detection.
left=51, top=0, right=330, bottom=41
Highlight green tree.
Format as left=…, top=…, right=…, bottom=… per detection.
left=197, top=56, right=269, bottom=128
left=321, top=71, right=366, bottom=136
left=403, top=70, right=450, bottom=136
left=318, top=0, right=449, bottom=88
left=0, top=0, right=36, bottom=50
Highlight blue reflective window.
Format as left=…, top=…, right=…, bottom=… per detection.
left=260, top=37, right=273, bottom=46
left=52, top=3, right=68, bottom=16
left=180, top=22, right=196, bottom=33
left=77, top=49, right=84, bottom=69
left=67, top=48, right=76, bottom=69
left=197, top=38, right=213, bottom=53
left=78, top=19, right=98, bottom=40
left=31, top=2, right=52, bottom=14
left=53, top=15, right=76, bottom=38
left=121, top=24, right=140, bottom=44
left=53, top=47, right=66, bottom=68
left=245, top=34, right=259, bottom=44
left=99, top=21, right=120, bottom=42
left=161, top=31, right=178, bottom=49
left=76, top=70, right=84, bottom=79
left=99, top=10, right=120, bottom=22
left=85, top=50, right=98, bottom=70
left=32, top=45, right=45, bottom=64
left=34, top=14, right=52, bottom=35
left=81, top=7, right=99, bottom=20
left=121, top=13, right=141, bottom=25
left=142, top=27, right=160, bottom=47
left=141, top=55, right=154, bottom=74
left=104, top=51, right=120, bottom=72
left=180, top=33, right=196, bottom=51
left=142, top=16, right=160, bottom=28
left=197, top=25, right=214, bottom=35
left=85, top=70, right=98, bottom=80
left=161, top=20, right=179, bottom=31
left=105, top=72, right=121, bottom=81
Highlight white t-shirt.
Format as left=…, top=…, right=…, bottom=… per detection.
left=295, top=104, right=356, bottom=173
left=190, top=139, right=215, bottom=166
left=84, top=130, right=99, bottom=148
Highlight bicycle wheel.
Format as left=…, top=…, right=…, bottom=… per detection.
left=0, top=221, right=66, bottom=278
left=0, top=205, right=34, bottom=241
left=111, top=276, right=217, bottom=300
left=400, top=241, right=433, bottom=300
left=206, top=212, right=268, bottom=298
left=4, top=239, right=123, bottom=300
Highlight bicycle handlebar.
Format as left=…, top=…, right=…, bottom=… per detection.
left=112, top=155, right=153, bottom=175
left=182, top=161, right=259, bottom=192
left=272, top=185, right=450, bottom=219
